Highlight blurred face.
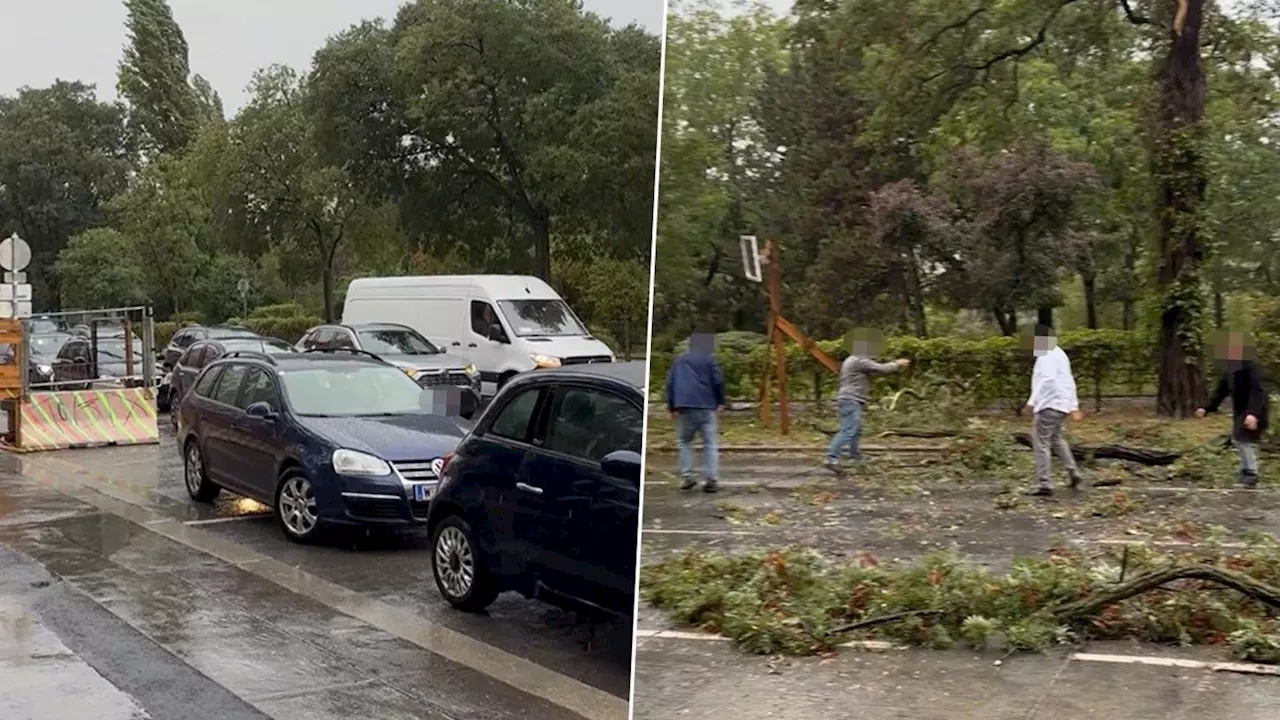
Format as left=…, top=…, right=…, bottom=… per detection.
left=846, top=327, right=882, bottom=357
left=1214, top=331, right=1246, bottom=363
left=690, top=333, right=715, bottom=354
left=1022, top=330, right=1057, bottom=357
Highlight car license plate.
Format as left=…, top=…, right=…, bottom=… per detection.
left=413, top=484, right=432, bottom=502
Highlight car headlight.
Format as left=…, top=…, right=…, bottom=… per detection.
left=401, top=367, right=417, bottom=377
left=37, top=364, right=52, bottom=376
left=332, top=449, right=392, bottom=477
left=463, top=364, right=478, bottom=376
left=530, top=354, right=561, bottom=369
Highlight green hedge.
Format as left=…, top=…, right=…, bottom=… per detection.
left=154, top=312, right=322, bottom=349
left=651, top=330, right=1280, bottom=404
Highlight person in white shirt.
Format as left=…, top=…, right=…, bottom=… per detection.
left=1024, top=325, right=1085, bottom=496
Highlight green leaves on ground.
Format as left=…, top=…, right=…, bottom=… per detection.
left=641, top=540, right=1280, bottom=658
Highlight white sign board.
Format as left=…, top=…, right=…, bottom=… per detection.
left=0, top=283, right=32, bottom=301
left=0, top=234, right=31, bottom=272
left=0, top=301, right=32, bottom=319
left=740, top=235, right=762, bottom=282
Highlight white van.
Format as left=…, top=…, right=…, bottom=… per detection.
left=342, top=275, right=615, bottom=395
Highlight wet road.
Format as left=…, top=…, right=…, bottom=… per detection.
left=0, top=428, right=631, bottom=720
left=633, top=451, right=1280, bottom=719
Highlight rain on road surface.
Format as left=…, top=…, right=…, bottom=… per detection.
left=0, top=425, right=631, bottom=720
left=632, top=451, right=1280, bottom=720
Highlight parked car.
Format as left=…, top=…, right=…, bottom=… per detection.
left=26, top=332, right=71, bottom=388
left=165, top=337, right=296, bottom=420
left=342, top=275, right=615, bottom=397
left=177, top=349, right=474, bottom=543
left=52, top=335, right=164, bottom=391
left=160, top=325, right=259, bottom=369
left=426, top=361, right=644, bottom=618
left=295, top=322, right=482, bottom=398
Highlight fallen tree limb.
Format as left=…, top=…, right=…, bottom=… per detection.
left=829, top=609, right=943, bottom=635
left=1052, top=563, right=1280, bottom=620
left=878, top=430, right=958, bottom=439
left=1012, top=433, right=1181, bottom=465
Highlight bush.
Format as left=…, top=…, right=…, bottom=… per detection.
left=650, top=328, right=1280, bottom=404
left=249, top=303, right=306, bottom=319
left=238, top=315, right=322, bottom=344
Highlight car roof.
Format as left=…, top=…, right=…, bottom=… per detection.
left=213, top=350, right=389, bottom=371
left=343, top=322, right=416, bottom=332
left=527, top=361, right=646, bottom=390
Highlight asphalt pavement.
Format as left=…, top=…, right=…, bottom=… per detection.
left=0, top=426, right=632, bottom=720
left=633, top=451, right=1280, bottom=719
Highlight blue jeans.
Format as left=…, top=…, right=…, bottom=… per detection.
left=826, top=398, right=863, bottom=463
left=676, top=409, right=718, bottom=481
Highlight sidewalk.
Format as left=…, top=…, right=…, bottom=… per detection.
left=0, top=550, right=149, bottom=720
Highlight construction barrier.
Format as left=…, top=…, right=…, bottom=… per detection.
left=3, top=388, right=159, bottom=452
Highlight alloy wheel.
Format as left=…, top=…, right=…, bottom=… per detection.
left=278, top=476, right=318, bottom=537
left=435, top=526, right=475, bottom=599
left=184, top=445, right=204, bottom=495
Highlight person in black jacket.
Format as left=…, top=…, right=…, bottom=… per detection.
left=1196, top=331, right=1268, bottom=487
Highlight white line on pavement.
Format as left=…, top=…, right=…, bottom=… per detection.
left=181, top=514, right=272, bottom=526
left=643, top=528, right=762, bottom=536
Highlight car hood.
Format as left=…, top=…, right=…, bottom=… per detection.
left=300, top=413, right=470, bottom=463
left=520, top=334, right=614, bottom=361
left=383, top=353, right=469, bottom=371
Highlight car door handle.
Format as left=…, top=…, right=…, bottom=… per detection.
left=451, top=341, right=461, bottom=346
left=467, top=343, right=477, bottom=348
left=516, top=482, right=543, bottom=495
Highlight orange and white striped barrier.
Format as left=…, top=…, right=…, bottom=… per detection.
left=4, top=388, right=159, bottom=452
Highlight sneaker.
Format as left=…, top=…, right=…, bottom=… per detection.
left=1237, top=472, right=1259, bottom=489
left=679, top=476, right=698, bottom=491
left=823, top=460, right=843, bottom=475
left=1068, top=472, right=1083, bottom=489
left=703, top=480, right=719, bottom=493
left=1027, top=486, right=1053, bottom=497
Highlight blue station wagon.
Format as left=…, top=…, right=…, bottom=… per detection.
left=177, top=349, right=474, bottom=542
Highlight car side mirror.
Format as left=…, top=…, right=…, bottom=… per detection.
left=245, top=401, right=278, bottom=420
left=487, top=323, right=506, bottom=343
left=601, top=450, right=642, bottom=485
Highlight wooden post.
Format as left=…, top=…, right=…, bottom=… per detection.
left=765, top=240, right=789, bottom=434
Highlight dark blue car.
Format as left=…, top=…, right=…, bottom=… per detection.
left=426, top=361, right=645, bottom=618
left=176, top=349, right=474, bottom=542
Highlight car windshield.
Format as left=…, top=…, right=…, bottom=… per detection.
left=29, top=334, right=70, bottom=360
left=496, top=299, right=587, bottom=337
left=356, top=328, right=440, bottom=355
left=281, top=365, right=426, bottom=416
left=97, top=339, right=143, bottom=362
left=208, top=327, right=256, bottom=339
left=29, top=319, right=59, bottom=334
left=221, top=338, right=295, bottom=355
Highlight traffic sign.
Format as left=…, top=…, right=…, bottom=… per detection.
left=237, top=278, right=250, bottom=295
left=0, top=234, right=31, bottom=272
left=3, top=272, right=26, bottom=283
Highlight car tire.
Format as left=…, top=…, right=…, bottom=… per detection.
left=156, top=385, right=171, bottom=413
left=276, top=469, right=323, bottom=544
left=431, top=515, right=499, bottom=613
left=183, top=440, right=221, bottom=502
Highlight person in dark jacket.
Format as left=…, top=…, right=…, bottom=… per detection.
left=1196, top=331, right=1268, bottom=487
left=666, top=332, right=725, bottom=492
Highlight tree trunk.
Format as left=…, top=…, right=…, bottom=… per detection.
left=1081, top=268, right=1099, bottom=330
left=1213, top=286, right=1225, bottom=328
left=994, top=307, right=1018, bottom=336
left=1122, top=225, right=1140, bottom=331
left=1153, top=0, right=1208, bottom=419
left=1037, top=306, right=1054, bottom=329
left=532, top=209, right=552, bottom=281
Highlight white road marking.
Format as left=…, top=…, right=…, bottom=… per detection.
left=643, top=528, right=762, bottom=536
left=181, top=514, right=272, bottom=526
left=1069, top=652, right=1280, bottom=676
left=1079, top=538, right=1251, bottom=549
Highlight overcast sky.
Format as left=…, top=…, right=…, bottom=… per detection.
left=0, top=0, right=665, bottom=113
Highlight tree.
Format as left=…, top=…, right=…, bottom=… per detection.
left=118, top=0, right=221, bottom=155
left=307, top=0, right=659, bottom=280
left=0, top=82, right=133, bottom=309
left=227, top=66, right=359, bottom=322
left=52, top=229, right=147, bottom=309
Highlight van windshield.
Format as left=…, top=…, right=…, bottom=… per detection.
left=497, top=299, right=587, bottom=337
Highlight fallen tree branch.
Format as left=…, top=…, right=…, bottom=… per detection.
left=829, top=609, right=943, bottom=635
left=878, top=430, right=958, bottom=439
left=1052, top=563, right=1280, bottom=620
left=1012, top=433, right=1182, bottom=465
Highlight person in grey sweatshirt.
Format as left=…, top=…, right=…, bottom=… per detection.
left=825, top=330, right=909, bottom=473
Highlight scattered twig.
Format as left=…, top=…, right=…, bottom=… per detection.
left=829, top=609, right=944, bottom=635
